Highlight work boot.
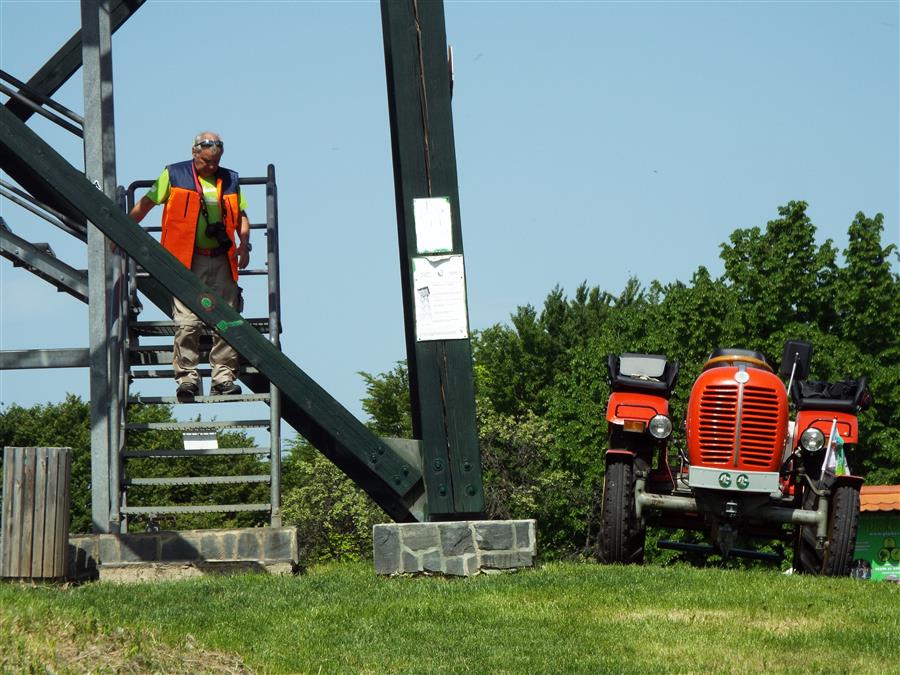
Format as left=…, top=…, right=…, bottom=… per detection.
left=209, top=381, right=241, bottom=396
left=176, top=381, right=199, bottom=402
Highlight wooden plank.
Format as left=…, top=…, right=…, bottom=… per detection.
left=443, top=340, right=483, bottom=513
left=44, top=448, right=61, bottom=577
left=31, top=450, right=48, bottom=577
left=53, top=449, right=71, bottom=577
left=10, top=447, right=26, bottom=576
left=20, top=448, right=36, bottom=575
left=1, top=447, right=14, bottom=575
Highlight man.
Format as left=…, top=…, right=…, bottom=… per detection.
left=129, top=131, right=251, bottom=401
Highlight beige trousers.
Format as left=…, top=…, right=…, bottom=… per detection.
left=173, top=253, right=240, bottom=388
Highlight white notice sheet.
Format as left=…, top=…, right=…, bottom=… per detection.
left=413, top=197, right=453, bottom=254
left=412, top=255, right=469, bottom=341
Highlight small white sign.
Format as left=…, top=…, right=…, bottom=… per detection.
left=413, top=197, right=453, bottom=254
left=182, top=431, right=218, bottom=450
left=413, top=255, right=469, bottom=341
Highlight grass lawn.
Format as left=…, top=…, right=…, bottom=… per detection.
left=1, top=562, right=897, bottom=673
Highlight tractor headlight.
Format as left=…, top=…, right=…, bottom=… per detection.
left=648, top=414, right=672, bottom=439
left=800, top=428, right=825, bottom=453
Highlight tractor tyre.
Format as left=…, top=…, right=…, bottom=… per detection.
left=597, top=458, right=645, bottom=564
left=793, top=483, right=860, bottom=576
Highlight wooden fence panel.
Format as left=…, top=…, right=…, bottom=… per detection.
left=0, top=447, right=72, bottom=579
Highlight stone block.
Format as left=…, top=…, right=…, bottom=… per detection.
left=221, top=532, right=237, bottom=559
left=443, top=554, right=478, bottom=577
left=199, top=533, right=224, bottom=560
left=480, top=550, right=533, bottom=569
left=160, top=533, right=201, bottom=561
left=68, top=535, right=99, bottom=579
left=440, top=523, right=475, bottom=556
left=515, top=521, right=534, bottom=550
left=401, top=523, right=439, bottom=551
left=236, top=531, right=260, bottom=560
left=98, top=535, right=120, bottom=564
left=472, top=522, right=514, bottom=551
left=401, top=550, right=420, bottom=573
left=266, top=529, right=295, bottom=560
left=373, top=525, right=401, bottom=575
left=422, top=550, right=444, bottom=573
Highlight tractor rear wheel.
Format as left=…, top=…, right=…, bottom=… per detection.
left=793, top=483, right=860, bottom=576
left=597, top=458, right=645, bottom=564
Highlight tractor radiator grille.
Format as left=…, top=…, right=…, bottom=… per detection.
left=697, top=383, right=781, bottom=467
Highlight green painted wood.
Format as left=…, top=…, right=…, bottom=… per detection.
left=4, top=0, right=146, bottom=122
left=380, top=0, right=484, bottom=517
left=0, top=106, right=423, bottom=523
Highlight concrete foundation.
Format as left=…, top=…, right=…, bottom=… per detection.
left=374, top=520, right=536, bottom=576
left=67, top=527, right=299, bottom=581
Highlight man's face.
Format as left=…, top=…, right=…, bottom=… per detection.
left=192, top=135, right=223, bottom=177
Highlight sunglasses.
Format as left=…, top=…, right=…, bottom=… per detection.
left=194, top=140, right=224, bottom=149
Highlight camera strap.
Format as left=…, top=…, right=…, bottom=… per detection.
left=190, top=163, right=224, bottom=228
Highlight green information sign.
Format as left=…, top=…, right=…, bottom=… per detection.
left=852, top=514, right=900, bottom=582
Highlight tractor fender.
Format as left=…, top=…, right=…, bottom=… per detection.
left=605, top=449, right=636, bottom=463
left=830, top=475, right=864, bottom=492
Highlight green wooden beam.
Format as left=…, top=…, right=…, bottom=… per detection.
left=381, top=0, right=484, bottom=518
left=4, top=0, right=146, bottom=122
left=0, top=105, right=423, bottom=523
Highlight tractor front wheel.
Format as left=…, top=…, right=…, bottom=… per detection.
left=597, top=458, right=645, bottom=564
left=793, top=483, right=860, bottom=576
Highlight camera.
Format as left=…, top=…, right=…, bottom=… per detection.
left=204, top=221, right=232, bottom=250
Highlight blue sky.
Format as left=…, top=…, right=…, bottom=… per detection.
left=1, top=0, right=897, bottom=440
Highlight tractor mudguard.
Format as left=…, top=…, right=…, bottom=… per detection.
left=606, top=448, right=636, bottom=461
left=829, top=474, right=864, bottom=492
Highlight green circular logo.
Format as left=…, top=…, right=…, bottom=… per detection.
left=736, top=474, right=750, bottom=490
left=718, top=472, right=732, bottom=488
left=200, top=296, right=213, bottom=309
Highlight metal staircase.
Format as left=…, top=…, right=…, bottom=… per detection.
left=117, top=167, right=284, bottom=529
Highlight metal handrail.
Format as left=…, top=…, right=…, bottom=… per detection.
left=0, top=179, right=87, bottom=241
left=0, top=80, right=83, bottom=137
left=0, top=69, right=85, bottom=125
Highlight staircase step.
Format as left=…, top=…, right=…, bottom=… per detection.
left=124, top=475, right=270, bottom=487
left=128, top=394, right=271, bottom=405
left=120, top=504, right=270, bottom=515
left=124, top=447, right=270, bottom=458
left=130, top=366, right=260, bottom=379
left=125, top=419, right=270, bottom=432
left=131, top=318, right=270, bottom=337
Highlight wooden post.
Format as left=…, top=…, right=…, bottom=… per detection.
left=381, top=0, right=484, bottom=518
left=0, top=447, right=71, bottom=579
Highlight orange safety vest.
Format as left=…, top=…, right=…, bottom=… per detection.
left=160, top=160, right=242, bottom=281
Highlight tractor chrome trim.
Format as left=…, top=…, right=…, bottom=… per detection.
left=732, top=364, right=747, bottom=466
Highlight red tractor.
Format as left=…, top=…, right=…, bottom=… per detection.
left=597, top=341, right=872, bottom=575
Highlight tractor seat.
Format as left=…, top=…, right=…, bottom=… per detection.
left=791, top=377, right=871, bottom=413
left=608, top=353, right=679, bottom=395
left=703, top=347, right=773, bottom=372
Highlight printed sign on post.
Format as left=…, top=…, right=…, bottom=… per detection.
left=412, top=255, right=469, bottom=341
left=413, top=197, right=453, bottom=254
